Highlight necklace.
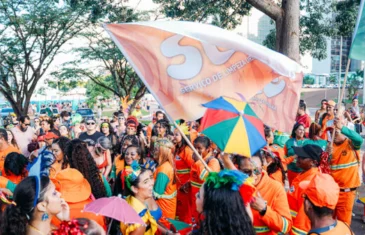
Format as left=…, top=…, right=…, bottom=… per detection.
left=28, top=224, right=46, bottom=235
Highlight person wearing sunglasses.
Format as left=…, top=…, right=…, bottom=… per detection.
left=314, top=99, right=327, bottom=124
left=79, top=117, right=104, bottom=148
left=11, top=115, right=35, bottom=157
left=222, top=153, right=292, bottom=235
left=115, top=114, right=126, bottom=139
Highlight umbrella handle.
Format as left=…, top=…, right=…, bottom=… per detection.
left=173, top=122, right=212, bottom=172
left=107, top=218, right=113, bottom=235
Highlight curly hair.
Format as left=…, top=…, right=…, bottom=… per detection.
left=198, top=181, right=255, bottom=235
left=0, top=176, right=50, bottom=235
left=65, top=139, right=106, bottom=199
left=52, top=136, right=71, bottom=170
left=119, top=134, right=140, bottom=156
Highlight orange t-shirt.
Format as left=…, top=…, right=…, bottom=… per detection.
left=0, top=145, right=21, bottom=172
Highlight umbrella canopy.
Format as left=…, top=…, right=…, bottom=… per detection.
left=83, top=196, right=144, bottom=225
left=167, top=218, right=192, bottom=235
left=200, top=96, right=266, bottom=156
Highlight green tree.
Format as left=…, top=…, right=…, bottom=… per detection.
left=156, top=0, right=341, bottom=62
left=53, top=3, right=148, bottom=114
left=303, top=75, right=315, bottom=85
left=152, top=0, right=252, bottom=29
left=329, top=74, right=338, bottom=84
left=85, top=77, right=113, bottom=108
left=347, top=70, right=363, bottom=101
left=0, top=0, right=99, bottom=116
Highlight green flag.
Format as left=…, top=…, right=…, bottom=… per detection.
left=350, top=0, right=365, bottom=60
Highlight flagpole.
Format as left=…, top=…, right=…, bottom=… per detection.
left=331, top=58, right=351, bottom=146
left=164, top=112, right=212, bottom=172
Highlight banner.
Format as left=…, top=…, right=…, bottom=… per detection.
left=104, top=21, right=301, bottom=122
left=249, top=73, right=303, bottom=133
left=350, top=0, right=365, bottom=60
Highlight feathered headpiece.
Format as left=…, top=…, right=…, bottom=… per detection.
left=27, top=147, right=55, bottom=206
left=178, top=122, right=190, bottom=136
left=120, top=95, right=134, bottom=114
left=205, top=170, right=256, bottom=205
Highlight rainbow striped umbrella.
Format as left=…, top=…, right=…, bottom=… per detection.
left=200, top=96, right=266, bottom=156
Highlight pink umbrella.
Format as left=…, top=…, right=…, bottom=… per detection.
left=83, top=196, right=144, bottom=228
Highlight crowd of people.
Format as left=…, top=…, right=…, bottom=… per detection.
left=0, top=97, right=363, bottom=235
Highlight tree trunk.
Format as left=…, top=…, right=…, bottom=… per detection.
left=277, top=0, right=300, bottom=62
left=245, top=0, right=300, bottom=62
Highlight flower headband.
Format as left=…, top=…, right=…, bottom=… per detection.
left=205, top=170, right=256, bottom=205
left=122, top=160, right=157, bottom=190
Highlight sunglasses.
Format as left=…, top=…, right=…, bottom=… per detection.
left=241, top=168, right=261, bottom=177
left=118, top=118, right=125, bottom=120
left=86, top=122, right=95, bottom=125
left=23, top=123, right=30, bottom=126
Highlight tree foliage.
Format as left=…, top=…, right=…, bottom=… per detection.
left=85, top=76, right=113, bottom=107
left=303, top=75, right=315, bottom=85
left=53, top=2, right=149, bottom=113
left=153, top=0, right=252, bottom=29
left=0, top=0, right=97, bottom=115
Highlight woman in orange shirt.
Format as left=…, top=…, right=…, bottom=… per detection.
left=153, top=139, right=177, bottom=227
left=173, top=128, right=194, bottom=223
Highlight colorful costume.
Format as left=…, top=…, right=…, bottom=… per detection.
left=320, top=113, right=334, bottom=140
left=331, top=126, right=363, bottom=225
left=120, top=196, right=158, bottom=235
left=252, top=171, right=292, bottom=234
left=153, top=161, right=177, bottom=227
left=287, top=167, right=319, bottom=235
left=175, top=146, right=194, bottom=223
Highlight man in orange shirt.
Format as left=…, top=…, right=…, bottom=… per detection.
left=329, top=116, right=363, bottom=225
left=301, top=174, right=354, bottom=234
left=287, top=144, right=322, bottom=235
left=0, top=128, right=21, bottom=172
